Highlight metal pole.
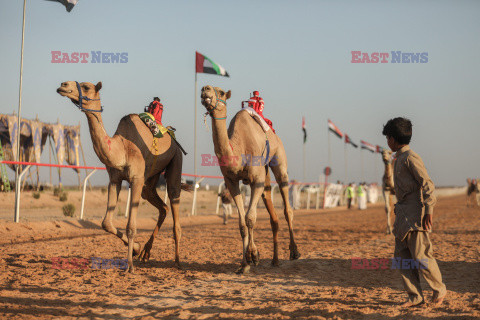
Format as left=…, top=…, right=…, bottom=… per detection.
left=191, top=177, right=204, bottom=216
left=80, top=169, right=97, bottom=220
left=194, top=72, right=198, bottom=195
left=14, top=0, right=27, bottom=223
left=14, top=165, right=30, bottom=222
left=344, top=143, right=347, bottom=184
left=361, top=149, right=364, bottom=182
left=303, top=143, right=306, bottom=182
left=328, top=128, right=331, bottom=168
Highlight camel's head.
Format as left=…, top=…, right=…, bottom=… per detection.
left=56, top=81, right=102, bottom=112
left=200, top=85, right=231, bottom=119
left=381, top=149, right=393, bottom=163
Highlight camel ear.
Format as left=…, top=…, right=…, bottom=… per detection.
left=95, top=82, right=102, bottom=92
left=226, top=90, right=231, bottom=100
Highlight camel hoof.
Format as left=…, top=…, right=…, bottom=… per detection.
left=290, top=250, right=301, bottom=260
left=235, top=264, right=250, bottom=274
left=126, top=265, right=135, bottom=273
left=252, top=250, right=260, bottom=266
left=271, top=259, right=280, bottom=267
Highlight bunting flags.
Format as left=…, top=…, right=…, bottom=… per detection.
left=302, top=116, right=307, bottom=143
left=328, top=119, right=343, bottom=139
left=345, top=134, right=358, bottom=148
left=44, top=0, right=78, bottom=12
left=195, top=51, right=229, bottom=77
left=360, top=140, right=376, bottom=153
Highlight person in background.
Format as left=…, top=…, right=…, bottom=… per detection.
left=357, top=182, right=367, bottom=210
left=346, top=183, right=354, bottom=209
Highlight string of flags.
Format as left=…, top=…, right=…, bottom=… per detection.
left=328, top=119, right=385, bottom=153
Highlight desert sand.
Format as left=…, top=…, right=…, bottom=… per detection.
left=0, top=192, right=479, bottom=319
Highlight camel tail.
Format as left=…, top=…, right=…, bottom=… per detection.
left=181, top=183, right=193, bottom=192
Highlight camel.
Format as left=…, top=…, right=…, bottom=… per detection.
left=57, top=81, right=187, bottom=273
left=381, top=149, right=395, bottom=234
left=200, top=85, right=300, bottom=274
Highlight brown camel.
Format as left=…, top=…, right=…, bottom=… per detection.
left=57, top=81, right=186, bottom=272
left=200, top=85, right=300, bottom=274
left=381, top=149, right=395, bottom=234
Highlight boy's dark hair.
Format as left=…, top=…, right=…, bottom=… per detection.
left=153, top=97, right=160, bottom=102
left=382, top=117, right=412, bottom=145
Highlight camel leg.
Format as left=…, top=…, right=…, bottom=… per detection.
left=383, top=189, right=393, bottom=234
left=101, top=178, right=141, bottom=254
left=246, top=177, right=265, bottom=267
left=261, top=168, right=280, bottom=266
left=126, top=178, right=144, bottom=273
left=138, top=175, right=169, bottom=262
left=224, top=177, right=250, bottom=274
left=165, top=153, right=183, bottom=268
left=270, top=160, right=301, bottom=260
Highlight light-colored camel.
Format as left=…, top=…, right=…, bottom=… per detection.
left=200, top=85, right=300, bottom=274
left=57, top=81, right=187, bottom=272
left=381, top=149, right=395, bottom=234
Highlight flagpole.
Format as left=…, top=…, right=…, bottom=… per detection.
left=361, top=148, right=364, bottom=182
left=344, top=143, right=347, bottom=184
left=303, top=142, right=306, bottom=182
left=327, top=127, right=331, bottom=168
left=193, top=71, right=197, bottom=216
left=14, top=0, right=27, bottom=223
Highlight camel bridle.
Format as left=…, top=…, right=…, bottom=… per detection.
left=205, top=87, right=227, bottom=120
left=72, top=81, right=104, bottom=113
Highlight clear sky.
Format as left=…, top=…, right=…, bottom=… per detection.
left=1, top=0, right=479, bottom=187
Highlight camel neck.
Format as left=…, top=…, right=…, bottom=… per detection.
left=84, top=108, right=115, bottom=165
left=211, top=117, right=234, bottom=158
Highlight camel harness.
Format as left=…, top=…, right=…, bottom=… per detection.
left=73, top=81, right=104, bottom=113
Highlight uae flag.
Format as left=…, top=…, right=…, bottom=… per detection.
left=302, top=116, right=307, bottom=144
left=345, top=134, right=358, bottom=148
left=196, top=51, right=229, bottom=77
left=360, top=140, right=376, bottom=153
left=44, top=0, right=78, bottom=12
left=376, top=145, right=384, bottom=153
left=328, top=119, right=343, bottom=139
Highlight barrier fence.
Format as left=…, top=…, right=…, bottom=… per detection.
left=1, top=160, right=362, bottom=222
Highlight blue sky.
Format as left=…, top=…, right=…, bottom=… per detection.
left=1, top=0, right=479, bottom=186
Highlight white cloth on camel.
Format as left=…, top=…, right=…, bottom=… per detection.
left=241, top=107, right=270, bottom=132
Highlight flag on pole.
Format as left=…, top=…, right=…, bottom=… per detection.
left=376, top=145, right=384, bottom=153
left=360, top=140, right=376, bottom=153
left=45, top=0, right=78, bottom=12
left=195, top=51, right=229, bottom=77
left=345, top=134, right=358, bottom=148
left=302, top=116, right=307, bottom=143
left=328, top=119, right=343, bottom=139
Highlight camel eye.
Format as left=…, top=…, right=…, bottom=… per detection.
left=220, top=91, right=225, bottom=96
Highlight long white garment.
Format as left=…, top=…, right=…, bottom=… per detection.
left=358, top=187, right=367, bottom=210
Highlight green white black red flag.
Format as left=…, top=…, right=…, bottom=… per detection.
left=195, top=51, right=229, bottom=77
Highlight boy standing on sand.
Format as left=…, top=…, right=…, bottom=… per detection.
left=382, top=117, right=447, bottom=307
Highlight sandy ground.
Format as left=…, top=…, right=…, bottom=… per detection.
left=0, top=194, right=479, bottom=319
